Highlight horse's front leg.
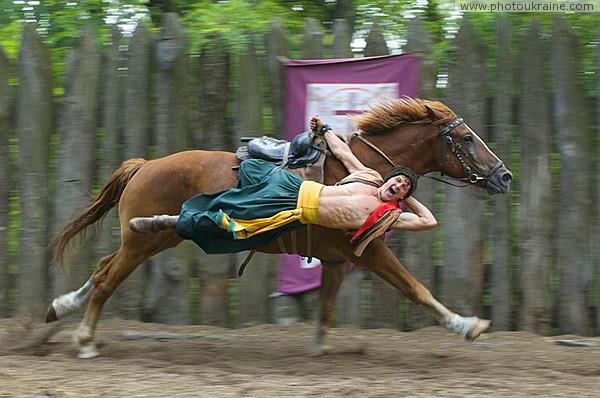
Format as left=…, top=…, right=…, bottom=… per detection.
left=354, top=239, right=490, bottom=340
left=314, top=261, right=347, bottom=355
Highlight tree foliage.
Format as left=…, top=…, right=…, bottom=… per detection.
left=0, top=0, right=148, bottom=84
left=465, top=13, right=599, bottom=93
left=183, top=0, right=302, bottom=53
left=0, top=1, right=599, bottom=90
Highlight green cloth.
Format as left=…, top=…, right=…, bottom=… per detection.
left=176, top=159, right=305, bottom=253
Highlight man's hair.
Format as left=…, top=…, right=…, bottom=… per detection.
left=384, top=166, right=418, bottom=199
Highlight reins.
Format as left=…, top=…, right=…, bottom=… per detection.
left=353, top=133, right=396, bottom=167
left=354, top=132, right=468, bottom=187
left=352, top=117, right=504, bottom=188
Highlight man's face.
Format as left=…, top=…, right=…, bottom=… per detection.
left=379, top=175, right=411, bottom=202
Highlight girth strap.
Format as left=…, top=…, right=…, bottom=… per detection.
left=276, top=237, right=288, bottom=253
left=238, top=226, right=314, bottom=277
left=306, top=224, right=312, bottom=259
left=290, top=230, right=298, bottom=254
left=237, top=250, right=256, bottom=277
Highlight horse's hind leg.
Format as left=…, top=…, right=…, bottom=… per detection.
left=314, top=261, right=347, bottom=355
left=72, top=247, right=151, bottom=358
left=46, top=252, right=117, bottom=322
left=74, top=234, right=180, bottom=358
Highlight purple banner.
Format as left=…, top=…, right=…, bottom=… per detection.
left=285, top=53, right=421, bottom=139
left=277, top=53, right=420, bottom=295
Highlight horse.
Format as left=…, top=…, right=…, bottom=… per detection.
left=47, top=97, right=512, bottom=359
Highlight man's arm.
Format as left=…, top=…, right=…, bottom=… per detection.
left=392, top=196, right=437, bottom=232
left=310, top=116, right=367, bottom=174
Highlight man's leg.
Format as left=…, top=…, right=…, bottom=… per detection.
left=129, top=215, right=179, bottom=233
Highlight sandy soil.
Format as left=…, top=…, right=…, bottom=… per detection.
left=1, top=317, right=599, bottom=397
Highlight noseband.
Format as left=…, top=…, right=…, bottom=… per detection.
left=439, top=117, right=504, bottom=184
left=352, top=117, right=504, bottom=187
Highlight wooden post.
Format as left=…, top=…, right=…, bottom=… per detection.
left=235, top=38, right=274, bottom=326
left=271, top=18, right=327, bottom=325
left=16, top=25, right=53, bottom=313
left=115, top=22, right=152, bottom=320
left=265, top=19, right=288, bottom=137
left=397, top=18, right=438, bottom=331
left=332, top=18, right=363, bottom=327
left=236, top=254, right=275, bottom=326
left=364, top=18, right=389, bottom=57
left=124, top=22, right=152, bottom=158
left=154, top=13, right=190, bottom=155
left=194, top=33, right=232, bottom=327
left=362, top=18, right=399, bottom=329
left=147, top=13, right=191, bottom=324
left=442, top=18, right=487, bottom=317
left=95, top=26, right=124, bottom=318
left=490, top=15, right=513, bottom=331
left=194, top=36, right=230, bottom=150
left=51, top=27, right=101, bottom=298
left=334, top=0, right=355, bottom=30
left=596, top=25, right=600, bottom=334
left=332, top=19, right=353, bottom=59
left=301, top=18, right=324, bottom=59
left=0, top=46, right=9, bottom=317
left=552, top=16, right=592, bottom=335
left=236, top=38, right=262, bottom=139
left=518, top=19, right=553, bottom=334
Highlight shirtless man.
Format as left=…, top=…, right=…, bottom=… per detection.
left=311, top=117, right=436, bottom=232
left=129, top=116, right=436, bottom=254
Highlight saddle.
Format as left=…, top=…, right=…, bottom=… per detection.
left=234, top=131, right=329, bottom=276
left=235, top=131, right=326, bottom=169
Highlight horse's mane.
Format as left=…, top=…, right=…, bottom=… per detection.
left=350, top=97, right=457, bottom=135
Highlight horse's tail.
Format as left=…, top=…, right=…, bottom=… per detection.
left=49, top=158, right=148, bottom=267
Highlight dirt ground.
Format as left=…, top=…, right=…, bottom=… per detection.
left=1, top=317, right=599, bottom=398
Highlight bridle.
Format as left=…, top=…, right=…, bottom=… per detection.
left=438, top=117, right=504, bottom=184
left=352, top=117, right=504, bottom=188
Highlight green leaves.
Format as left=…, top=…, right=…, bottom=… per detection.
left=0, top=21, right=22, bottom=59
left=1, top=0, right=599, bottom=93
left=183, top=0, right=297, bottom=52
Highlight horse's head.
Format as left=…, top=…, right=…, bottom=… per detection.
left=349, top=98, right=512, bottom=195
left=425, top=104, right=512, bottom=195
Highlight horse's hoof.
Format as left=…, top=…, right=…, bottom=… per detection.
left=45, top=306, right=58, bottom=323
left=78, top=344, right=100, bottom=359
left=312, top=344, right=331, bottom=356
left=465, top=318, right=491, bottom=341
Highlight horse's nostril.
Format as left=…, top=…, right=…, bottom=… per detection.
left=502, top=172, right=512, bottom=182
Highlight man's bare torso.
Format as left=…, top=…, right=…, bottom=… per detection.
left=317, top=183, right=383, bottom=229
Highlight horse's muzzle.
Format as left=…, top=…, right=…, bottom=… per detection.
left=485, top=166, right=512, bottom=195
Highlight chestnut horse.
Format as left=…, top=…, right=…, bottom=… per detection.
left=47, top=98, right=512, bottom=358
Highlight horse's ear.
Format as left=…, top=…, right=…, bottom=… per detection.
left=424, top=105, right=437, bottom=122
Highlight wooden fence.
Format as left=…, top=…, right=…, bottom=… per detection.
left=0, top=15, right=598, bottom=335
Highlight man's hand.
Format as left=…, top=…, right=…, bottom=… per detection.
left=309, top=115, right=321, bottom=132
left=310, top=115, right=367, bottom=174
left=310, top=115, right=331, bottom=136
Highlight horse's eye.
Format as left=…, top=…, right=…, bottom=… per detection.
left=463, top=135, right=473, bottom=144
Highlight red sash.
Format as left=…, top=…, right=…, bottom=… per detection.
left=350, top=201, right=400, bottom=244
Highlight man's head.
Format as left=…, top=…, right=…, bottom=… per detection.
left=379, top=166, right=418, bottom=201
